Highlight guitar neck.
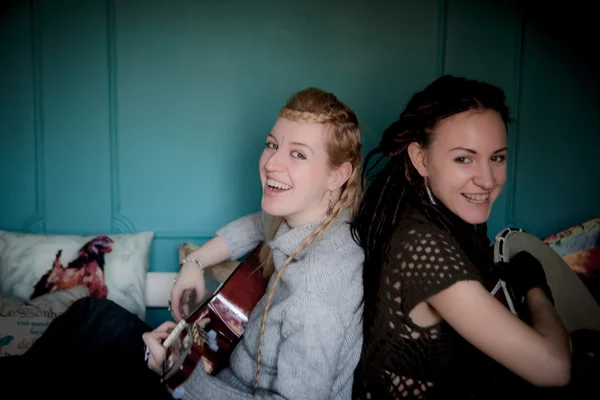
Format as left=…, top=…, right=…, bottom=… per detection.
left=164, top=319, right=188, bottom=348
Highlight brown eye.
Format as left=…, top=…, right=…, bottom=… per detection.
left=291, top=151, right=305, bottom=159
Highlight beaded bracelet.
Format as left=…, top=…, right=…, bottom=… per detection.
left=180, top=257, right=205, bottom=273
left=172, top=258, right=205, bottom=287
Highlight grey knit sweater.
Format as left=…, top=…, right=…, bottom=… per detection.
left=180, top=210, right=364, bottom=400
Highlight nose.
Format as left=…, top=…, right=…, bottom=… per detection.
left=263, top=148, right=285, bottom=172
left=473, top=161, right=495, bottom=190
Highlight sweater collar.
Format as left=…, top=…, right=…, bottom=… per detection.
left=268, top=209, right=351, bottom=265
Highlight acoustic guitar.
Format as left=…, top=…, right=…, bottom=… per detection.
left=160, top=245, right=268, bottom=390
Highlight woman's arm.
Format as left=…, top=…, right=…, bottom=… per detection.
left=213, top=211, right=266, bottom=261
left=526, top=286, right=572, bottom=360
left=428, top=281, right=571, bottom=387
left=183, top=235, right=230, bottom=269
left=180, top=211, right=266, bottom=269
left=170, top=212, right=265, bottom=321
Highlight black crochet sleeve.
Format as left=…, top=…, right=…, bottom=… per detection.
left=387, top=223, right=484, bottom=317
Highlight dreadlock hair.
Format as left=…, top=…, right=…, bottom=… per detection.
left=350, top=75, right=510, bottom=328
left=253, top=87, right=363, bottom=392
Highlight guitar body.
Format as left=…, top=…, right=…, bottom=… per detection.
left=161, top=246, right=268, bottom=390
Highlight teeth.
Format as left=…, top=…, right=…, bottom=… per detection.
left=267, top=179, right=292, bottom=190
left=463, top=193, right=489, bottom=202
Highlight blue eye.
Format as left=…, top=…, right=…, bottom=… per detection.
left=265, top=142, right=277, bottom=150
left=291, top=151, right=305, bottom=159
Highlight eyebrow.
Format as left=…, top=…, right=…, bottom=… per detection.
left=290, top=141, right=314, bottom=155
left=449, top=146, right=508, bottom=154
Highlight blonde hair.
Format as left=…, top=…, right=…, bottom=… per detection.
left=253, top=87, right=363, bottom=392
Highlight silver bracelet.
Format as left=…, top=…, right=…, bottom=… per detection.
left=181, top=257, right=205, bottom=272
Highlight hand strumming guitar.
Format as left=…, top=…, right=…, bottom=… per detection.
left=169, top=236, right=232, bottom=322
left=170, top=261, right=208, bottom=322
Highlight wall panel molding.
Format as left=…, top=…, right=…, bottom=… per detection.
left=153, top=232, right=213, bottom=240
left=504, top=6, right=526, bottom=231
left=21, top=0, right=46, bottom=234
left=106, top=0, right=136, bottom=234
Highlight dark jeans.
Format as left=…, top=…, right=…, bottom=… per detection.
left=0, top=297, right=172, bottom=399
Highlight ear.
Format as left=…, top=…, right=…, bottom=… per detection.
left=407, top=142, right=428, bottom=178
left=328, top=161, right=353, bottom=191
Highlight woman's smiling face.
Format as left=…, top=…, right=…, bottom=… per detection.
left=259, top=117, right=338, bottom=227
left=410, top=109, right=508, bottom=224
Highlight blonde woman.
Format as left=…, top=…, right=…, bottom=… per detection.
left=144, top=87, right=365, bottom=399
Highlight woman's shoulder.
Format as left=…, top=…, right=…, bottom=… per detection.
left=384, top=207, right=486, bottom=313
left=388, top=207, right=477, bottom=275
left=391, top=206, right=455, bottom=245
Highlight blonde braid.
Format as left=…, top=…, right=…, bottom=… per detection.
left=257, top=216, right=284, bottom=279
left=279, top=108, right=350, bottom=124
left=252, top=203, right=346, bottom=393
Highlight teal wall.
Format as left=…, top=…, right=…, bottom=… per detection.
left=1, top=0, right=598, bottom=325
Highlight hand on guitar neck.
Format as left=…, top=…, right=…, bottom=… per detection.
left=143, top=320, right=179, bottom=375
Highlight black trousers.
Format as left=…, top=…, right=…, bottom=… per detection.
left=0, top=297, right=173, bottom=399
left=2, top=297, right=597, bottom=399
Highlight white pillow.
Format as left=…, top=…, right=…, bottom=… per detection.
left=0, top=230, right=154, bottom=320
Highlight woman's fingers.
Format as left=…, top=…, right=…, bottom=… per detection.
left=142, top=321, right=179, bottom=374
left=170, top=284, right=184, bottom=321
left=155, top=320, right=178, bottom=332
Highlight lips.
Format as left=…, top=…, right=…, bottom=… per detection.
left=462, top=193, right=490, bottom=203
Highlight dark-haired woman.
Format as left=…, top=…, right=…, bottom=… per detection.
left=350, top=75, right=572, bottom=399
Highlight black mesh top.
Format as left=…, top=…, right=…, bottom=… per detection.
left=352, top=204, right=500, bottom=399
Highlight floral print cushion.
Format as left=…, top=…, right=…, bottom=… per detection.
left=0, top=230, right=154, bottom=321
left=544, top=218, right=600, bottom=305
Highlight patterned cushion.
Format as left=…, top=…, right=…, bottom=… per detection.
left=0, top=286, right=89, bottom=356
left=544, top=218, right=600, bottom=305
left=0, top=230, right=154, bottom=320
